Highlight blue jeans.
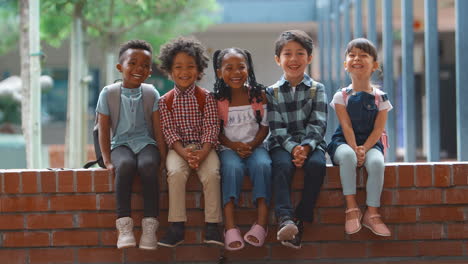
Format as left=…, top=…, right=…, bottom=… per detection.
left=270, top=147, right=326, bottom=222
left=219, top=147, right=272, bottom=206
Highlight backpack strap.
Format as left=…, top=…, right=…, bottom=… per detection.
left=341, top=86, right=352, bottom=105
left=106, top=83, right=122, bottom=134
left=217, top=99, right=229, bottom=127
left=309, top=80, right=317, bottom=99
left=141, top=83, right=156, bottom=138
left=165, top=86, right=206, bottom=113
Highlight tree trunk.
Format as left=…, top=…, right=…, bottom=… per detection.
left=19, top=0, right=42, bottom=168
left=104, top=34, right=119, bottom=85
left=65, top=2, right=89, bottom=168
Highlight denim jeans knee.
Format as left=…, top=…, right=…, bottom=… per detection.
left=219, top=149, right=245, bottom=206
left=246, top=147, right=272, bottom=205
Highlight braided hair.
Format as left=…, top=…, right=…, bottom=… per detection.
left=212, top=48, right=265, bottom=104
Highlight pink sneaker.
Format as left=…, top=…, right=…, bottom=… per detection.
left=345, top=208, right=362, bottom=235
left=362, top=213, right=391, bottom=237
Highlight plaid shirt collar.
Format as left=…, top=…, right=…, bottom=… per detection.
left=174, top=83, right=196, bottom=97
left=277, top=74, right=313, bottom=90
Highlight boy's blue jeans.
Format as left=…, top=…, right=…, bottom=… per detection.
left=270, top=147, right=326, bottom=222
left=219, top=146, right=272, bottom=207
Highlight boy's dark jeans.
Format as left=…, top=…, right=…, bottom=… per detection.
left=270, top=147, right=326, bottom=222
left=111, top=144, right=160, bottom=218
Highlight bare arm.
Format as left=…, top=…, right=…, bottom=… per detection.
left=362, top=109, right=388, bottom=152
left=335, top=104, right=358, bottom=151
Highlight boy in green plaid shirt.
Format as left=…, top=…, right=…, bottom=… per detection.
left=266, top=30, right=328, bottom=249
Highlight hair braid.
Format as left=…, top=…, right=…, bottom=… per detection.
left=244, top=50, right=265, bottom=103
left=212, top=49, right=231, bottom=101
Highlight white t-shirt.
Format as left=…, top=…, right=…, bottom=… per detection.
left=221, top=104, right=268, bottom=148
left=330, top=87, right=393, bottom=112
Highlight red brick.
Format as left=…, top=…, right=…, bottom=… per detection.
left=100, top=230, right=117, bottom=246
left=27, top=214, right=74, bottom=229
left=398, top=164, right=415, bottom=187
left=307, top=224, right=345, bottom=241
left=0, top=215, right=24, bottom=229
left=319, top=208, right=344, bottom=224
left=380, top=189, right=394, bottom=205
left=174, top=246, right=221, bottom=261
left=325, top=166, right=341, bottom=189
left=130, top=193, right=144, bottom=210
left=186, top=173, right=201, bottom=191
left=4, top=172, right=20, bottom=193
left=53, top=230, right=99, bottom=246
left=270, top=244, right=319, bottom=259
left=292, top=169, right=304, bottom=189
left=57, top=170, right=74, bottom=193
left=316, top=190, right=344, bottom=207
left=368, top=241, right=417, bottom=257
left=131, top=175, right=142, bottom=192
left=76, top=170, right=93, bottom=192
left=3, top=232, right=50, bottom=247
left=78, top=248, right=122, bottom=263
left=29, top=248, right=74, bottom=264
left=380, top=207, right=417, bottom=223
left=126, top=247, right=172, bottom=262
left=78, top=212, right=115, bottom=228
left=94, top=169, right=111, bottom=192
left=21, top=171, right=38, bottom=193
left=394, top=189, right=442, bottom=205
left=383, top=165, right=397, bottom=188
left=40, top=171, right=57, bottom=193
left=420, top=207, right=465, bottom=222
left=233, top=210, right=257, bottom=225
left=183, top=229, right=199, bottom=244
left=321, top=242, right=367, bottom=258
left=50, top=195, right=96, bottom=211
left=349, top=227, right=395, bottom=241
left=224, top=246, right=270, bottom=261
left=98, top=194, right=116, bottom=210
left=434, top=164, right=451, bottom=187
left=398, top=224, right=443, bottom=240
left=0, top=249, right=27, bottom=264
left=0, top=196, right=49, bottom=212
left=417, top=241, right=464, bottom=256
left=416, top=164, right=432, bottom=187
left=447, top=223, right=468, bottom=239
left=185, top=211, right=205, bottom=227
left=445, top=188, right=468, bottom=204
left=453, top=164, right=468, bottom=185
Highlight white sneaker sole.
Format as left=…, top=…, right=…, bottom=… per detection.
left=276, top=224, right=298, bottom=241
left=139, top=244, right=157, bottom=250
left=117, top=241, right=136, bottom=249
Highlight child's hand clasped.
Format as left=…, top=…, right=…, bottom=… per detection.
left=292, top=145, right=309, bottom=168
left=231, top=142, right=252, bottom=158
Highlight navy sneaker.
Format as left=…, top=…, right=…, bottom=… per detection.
left=281, top=219, right=303, bottom=249
left=157, top=224, right=184, bottom=247
left=276, top=215, right=298, bottom=241
left=203, top=223, right=224, bottom=246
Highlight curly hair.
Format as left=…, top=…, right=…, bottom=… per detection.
left=118, top=39, right=153, bottom=63
left=212, top=48, right=265, bottom=105
left=275, top=30, right=314, bottom=57
left=157, top=37, right=209, bottom=80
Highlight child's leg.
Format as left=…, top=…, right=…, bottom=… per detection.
left=219, top=149, right=246, bottom=210
left=363, top=148, right=385, bottom=208
left=245, top=147, right=272, bottom=226
left=269, top=147, right=295, bottom=219
left=136, top=144, right=160, bottom=218
left=196, top=149, right=222, bottom=223
left=111, top=146, right=137, bottom=218
left=166, top=149, right=191, bottom=222
left=333, top=144, right=359, bottom=208
left=296, top=148, right=326, bottom=222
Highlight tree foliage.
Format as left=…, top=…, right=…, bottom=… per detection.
left=0, top=0, right=19, bottom=55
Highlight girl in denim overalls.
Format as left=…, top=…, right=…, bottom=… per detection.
left=327, top=38, right=392, bottom=237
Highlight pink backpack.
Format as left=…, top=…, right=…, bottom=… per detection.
left=341, top=87, right=389, bottom=155
left=217, top=95, right=264, bottom=127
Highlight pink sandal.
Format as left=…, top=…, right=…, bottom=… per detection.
left=224, top=228, right=245, bottom=251
left=244, top=223, right=268, bottom=247
left=345, top=208, right=362, bottom=235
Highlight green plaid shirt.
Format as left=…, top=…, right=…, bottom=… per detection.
left=266, top=74, right=328, bottom=153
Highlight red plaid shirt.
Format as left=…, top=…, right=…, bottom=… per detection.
left=159, top=85, right=219, bottom=148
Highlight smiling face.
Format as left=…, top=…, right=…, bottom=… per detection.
left=170, top=52, right=199, bottom=91
left=275, top=40, right=312, bottom=86
left=217, top=52, right=248, bottom=90
left=117, top=48, right=152, bottom=88
left=344, top=47, right=378, bottom=78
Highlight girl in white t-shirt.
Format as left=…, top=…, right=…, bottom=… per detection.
left=327, top=38, right=392, bottom=237
left=212, top=48, right=271, bottom=251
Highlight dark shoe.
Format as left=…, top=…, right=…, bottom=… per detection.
left=276, top=215, right=298, bottom=241
left=281, top=220, right=303, bottom=249
left=204, top=223, right=224, bottom=246
left=157, top=224, right=184, bottom=247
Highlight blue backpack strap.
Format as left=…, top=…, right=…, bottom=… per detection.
left=141, top=83, right=156, bottom=138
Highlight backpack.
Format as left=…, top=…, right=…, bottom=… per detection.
left=163, top=85, right=206, bottom=113
left=84, top=82, right=156, bottom=168
left=341, top=87, right=389, bottom=154
left=217, top=95, right=264, bottom=128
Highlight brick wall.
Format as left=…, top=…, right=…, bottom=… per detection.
left=1, top=163, right=468, bottom=263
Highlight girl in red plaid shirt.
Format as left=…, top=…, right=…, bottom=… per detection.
left=156, top=37, right=223, bottom=247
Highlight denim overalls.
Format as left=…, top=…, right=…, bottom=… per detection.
left=327, top=89, right=384, bottom=164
